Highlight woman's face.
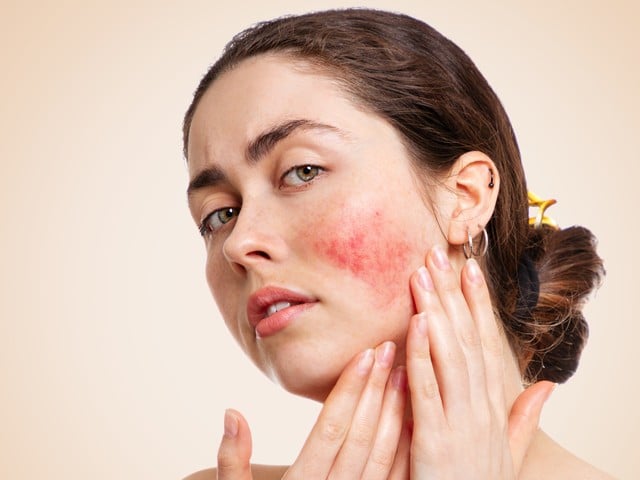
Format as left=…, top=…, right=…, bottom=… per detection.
left=187, top=55, right=451, bottom=401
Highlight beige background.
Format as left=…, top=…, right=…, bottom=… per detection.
left=1, top=1, right=638, bottom=478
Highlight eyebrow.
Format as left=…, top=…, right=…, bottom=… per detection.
left=187, top=118, right=344, bottom=196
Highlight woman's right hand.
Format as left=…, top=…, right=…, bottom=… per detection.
left=216, top=342, right=410, bottom=480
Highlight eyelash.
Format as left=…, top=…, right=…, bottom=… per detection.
left=199, top=207, right=239, bottom=237
left=198, top=164, right=324, bottom=237
left=280, top=164, right=324, bottom=188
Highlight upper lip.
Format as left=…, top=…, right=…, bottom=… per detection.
left=247, top=286, right=317, bottom=328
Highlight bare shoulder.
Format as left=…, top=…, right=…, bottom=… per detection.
left=183, top=464, right=289, bottom=480
left=520, top=431, right=616, bottom=480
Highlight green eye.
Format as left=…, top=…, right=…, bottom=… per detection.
left=283, top=165, right=322, bottom=186
left=199, top=207, right=240, bottom=236
left=296, top=165, right=319, bottom=182
left=217, top=208, right=237, bottom=224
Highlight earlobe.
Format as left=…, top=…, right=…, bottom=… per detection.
left=446, top=151, right=499, bottom=246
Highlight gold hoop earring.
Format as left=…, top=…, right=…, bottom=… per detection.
left=463, top=225, right=489, bottom=259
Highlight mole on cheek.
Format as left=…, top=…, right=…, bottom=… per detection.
left=313, top=208, right=412, bottom=303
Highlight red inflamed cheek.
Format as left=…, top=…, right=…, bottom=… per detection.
left=313, top=208, right=412, bottom=305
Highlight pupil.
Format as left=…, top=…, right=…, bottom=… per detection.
left=302, top=165, right=313, bottom=177
left=222, top=208, right=234, bottom=221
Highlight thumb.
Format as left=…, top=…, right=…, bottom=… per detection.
left=217, top=409, right=253, bottom=480
left=508, top=380, right=556, bottom=474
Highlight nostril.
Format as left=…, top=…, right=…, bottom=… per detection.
left=227, top=250, right=270, bottom=275
left=221, top=218, right=281, bottom=267
left=249, top=250, right=271, bottom=260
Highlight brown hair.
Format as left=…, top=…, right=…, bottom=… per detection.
left=182, top=8, right=604, bottom=384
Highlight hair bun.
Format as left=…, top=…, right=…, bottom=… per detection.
left=520, top=225, right=605, bottom=383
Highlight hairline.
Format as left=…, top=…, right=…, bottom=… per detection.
left=184, top=50, right=444, bottom=184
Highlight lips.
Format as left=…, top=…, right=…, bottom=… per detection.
left=266, top=301, right=297, bottom=317
left=247, top=286, right=317, bottom=337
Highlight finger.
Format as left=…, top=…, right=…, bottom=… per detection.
left=424, top=246, right=489, bottom=412
left=360, top=366, right=408, bottom=480
left=387, top=416, right=411, bottom=480
left=329, top=342, right=396, bottom=479
left=461, top=258, right=507, bottom=415
left=284, top=348, right=375, bottom=479
left=217, top=409, right=253, bottom=480
left=406, top=311, right=447, bottom=439
left=409, top=261, right=470, bottom=416
left=508, top=381, right=556, bottom=475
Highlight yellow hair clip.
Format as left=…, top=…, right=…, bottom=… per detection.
left=528, top=191, right=559, bottom=230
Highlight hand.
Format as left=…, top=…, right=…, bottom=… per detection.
left=405, top=245, right=555, bottom=479
left=216, top=342, right=411, bottom=480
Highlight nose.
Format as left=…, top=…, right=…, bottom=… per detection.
left=221, top=199, right=288, bottom=274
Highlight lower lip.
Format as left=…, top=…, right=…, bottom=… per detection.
left=255, top=302, right=317, bottom=338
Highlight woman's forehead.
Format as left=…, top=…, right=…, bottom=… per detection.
left=186, top=56, right=383, bottom=169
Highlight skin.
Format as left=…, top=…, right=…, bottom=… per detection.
left=185, top=54, right=614, bottom=479
left=313, top=207, right=412, bottom=308
left=187, top=54, right=445, bottom=400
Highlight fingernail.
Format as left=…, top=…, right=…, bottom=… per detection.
left=391, top=366, right=407, bottom=391
left=466, top=258, right=484, bottom=285
left=415, top=313, right=428, bottom=336
left=357, top=348, right=375, bottom=375
left=432, top=245, right=450, bottom=270
left=375, top=341, right=396, bottom=368
left=224, top=409, right=238, bottom=438
left=417, top=266, right=434, bottom=291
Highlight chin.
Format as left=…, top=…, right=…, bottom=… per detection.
left=263, top=346, right=350, bottom=402
left=249, top=299, right=414, bottom=402
left=276, top=371, right=337, bottom=402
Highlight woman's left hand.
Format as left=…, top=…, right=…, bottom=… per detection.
left=406, top=245, right=555, bottom=479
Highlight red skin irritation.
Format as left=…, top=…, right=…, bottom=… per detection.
left=314, top=208, right=412, bottom=306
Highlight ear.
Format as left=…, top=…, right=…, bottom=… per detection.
left=446, top=151, right=499, bottom=246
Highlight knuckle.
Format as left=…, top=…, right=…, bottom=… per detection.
left=216, top=447, right=237, bottom=471
left=447, top=349, right=467, bottom=369
left=460, top=329, right=481, bottom=349
left=350, top=427, right=373, bottom=448
left=369, top=446, right=395, bottom=470
left=482, top=332, right=503, bottom=356
left=318, top=418, right=348, bottom=443
left=439, top=275, right=460, bottom=294
left=368, top=371, right=390, bottom=390
left=418, top=380, right=440, bottom=400
left=349, top=417, right=376, bottom=447
left=410, top=343, right=431, bottom=362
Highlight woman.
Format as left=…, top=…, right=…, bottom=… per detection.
left=183, top=9, right=609, bottom=479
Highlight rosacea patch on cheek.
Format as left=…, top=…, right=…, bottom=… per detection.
left=313, top=208, right=412, bottom=305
